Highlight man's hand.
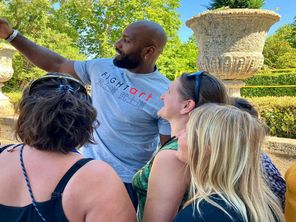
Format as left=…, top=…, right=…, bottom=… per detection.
left=0, top=18, right=13, bottom=40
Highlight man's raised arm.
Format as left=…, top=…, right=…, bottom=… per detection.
left=0, top=18, right=79, bottom=79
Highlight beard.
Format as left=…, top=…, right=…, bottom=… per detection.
left=113, top=50, right=142, bottom=69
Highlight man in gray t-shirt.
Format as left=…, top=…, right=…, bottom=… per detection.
left=75, top=58, right=170, bottom=183
left=0, top=19, right=171, bottom=207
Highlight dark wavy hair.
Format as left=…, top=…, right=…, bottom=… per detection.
left=230, top=97, right=259, bottom=118
left=178, top=71, right=229, bottom=106
left=16, top=73, right=97, bottom=153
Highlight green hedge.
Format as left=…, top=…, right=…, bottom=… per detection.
left=248, top=97, right=296, bottom=139
left=244, top=73, right=296, bottom=85
left=245, top=73, right=296, bottom=86
left=4, top=91, right=22, bottom=103
left=242, top=72, right=296, bottom=97
left=3, top=91, right=22, bottom=111
left=241, top=87, right=296, bottom=97
left=258, top=68, right=296, bottom=74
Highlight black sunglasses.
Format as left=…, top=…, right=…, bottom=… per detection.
left=186, top=71, right=204, bottom=104
left=28, top=74, right=92, bottom=103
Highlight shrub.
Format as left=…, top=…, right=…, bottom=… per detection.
left=242, top=72, right=296, bottom=97
left=248, top=97, right=296, bottom=139
left=208, top=0, right=264, bottom=10
left=3, top=91, right=22, bottom=111
left=258, top=68, right=296, bottom=75
left=245, top=73, right=296, bottom=85
left=241, top=87, right=296, bottom=97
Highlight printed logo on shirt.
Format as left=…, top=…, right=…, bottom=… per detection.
left=96, top=71, right=153, bottom=108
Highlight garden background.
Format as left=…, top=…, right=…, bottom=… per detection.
left=1, top=0, right=295, bottom=141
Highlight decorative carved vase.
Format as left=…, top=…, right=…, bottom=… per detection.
left=0, top=43, right=16, bottom=115
left=186, top=9, right=280, bottom=96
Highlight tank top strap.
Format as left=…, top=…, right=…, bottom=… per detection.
left=0, top=144, right=21, bottom=153
left=0, top=144, right=12, bottom=153
left=52, top=158, right=93, bottom=195
left=160, top=136, right=177, bottom=148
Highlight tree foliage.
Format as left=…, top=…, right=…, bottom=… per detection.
left=158, top=35, right=198, bottom=80
left=207, top=0, right=264, bottom=10
left=2, top=0, right=200, bottom=91
left=1, top=0, right=85, bottom=91
left=53, top=0, right=181, bottom=58
left=289, top=17, right=296, bottom=48
left=53, top=0, right=197, bottom=79
left=2, top=0, right=295, bottom=91
left=263, top=23, right=296, bottom=69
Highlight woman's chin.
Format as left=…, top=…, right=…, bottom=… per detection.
left=157, top=109, right=166, bottom=118
left=157, top=109, right=163, bottom=117
left=158, top=113, right=170, bottom=122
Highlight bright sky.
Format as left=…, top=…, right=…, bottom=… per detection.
left=177, top=0, right=296, bottom=41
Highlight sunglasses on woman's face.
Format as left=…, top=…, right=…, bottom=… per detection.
left=186, top=71, right=204, bottom=104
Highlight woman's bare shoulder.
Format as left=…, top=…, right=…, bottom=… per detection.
left=63, top=159, right=136, bottom=222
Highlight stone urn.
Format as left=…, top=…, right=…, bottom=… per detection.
left=0, top=43, right=16, bottom=115
left=186, top=9, right=280, bottom=96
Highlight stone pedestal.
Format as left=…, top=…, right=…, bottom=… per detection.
left=0, top=43, right=16, bottom=115
left=222, top=80, right=246, bottom=97
left=186, top=9, right=280, bottom=96
left=0, top=90, right=14, bottom=115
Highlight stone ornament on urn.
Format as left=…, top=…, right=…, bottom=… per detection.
left=0, top=43, right=16, bottom=115
left=186, top=9, right=280, bottom=96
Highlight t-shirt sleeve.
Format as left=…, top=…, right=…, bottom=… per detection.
left=74, top=60, right=92, bottom=85
left=158, top=117, right=171, bottom=135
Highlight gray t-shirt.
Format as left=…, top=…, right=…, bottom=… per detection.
left=74, top=58, right=171, bottom=182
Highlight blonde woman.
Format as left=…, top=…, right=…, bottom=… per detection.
left=231, top=97, right=286, bottom=209
left=175, top=104, right=284, bottom=222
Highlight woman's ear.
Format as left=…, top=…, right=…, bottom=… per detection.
left=180, top=99, right=196, bottom=115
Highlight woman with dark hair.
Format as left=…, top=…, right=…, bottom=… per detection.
left=0, top=73, right=136, bottom=222
left=132, top=71, right=229, bottom=221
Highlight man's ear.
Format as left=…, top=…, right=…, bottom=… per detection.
left=143, top=46, right=156, bottom=59
left=180, top=99, right=196, bottom=115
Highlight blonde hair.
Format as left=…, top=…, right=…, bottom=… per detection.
left=185, top=103, right=284, bottom=222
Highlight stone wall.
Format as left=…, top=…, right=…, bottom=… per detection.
left=264, top=136, right=296, bottom=176
left=0, top=116, right=18, bottom=144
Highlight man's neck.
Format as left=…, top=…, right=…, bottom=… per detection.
left=128, top=64, right=156, bottom=74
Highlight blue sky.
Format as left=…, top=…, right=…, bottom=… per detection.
left=177, top=0, right=295, bottom=42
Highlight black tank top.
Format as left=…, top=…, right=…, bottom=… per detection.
left=0, top=145, right=93, bottom=222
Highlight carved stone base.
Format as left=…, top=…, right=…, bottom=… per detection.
left=222, top=80, right=245, bottom=97
left=0, top=82, right=14, bottom=115
left=0, top=98, right=14, bottom=115
left=0, top=44, right=16, bottom=116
